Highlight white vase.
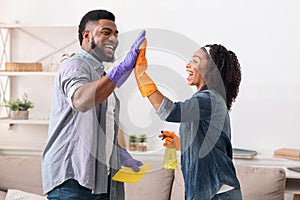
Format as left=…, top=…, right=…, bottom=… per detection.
left=10, top=110, right=29, bottom=120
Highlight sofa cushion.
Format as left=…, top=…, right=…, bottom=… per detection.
left=125, top=164, right=174, bottom=200
left=235, top=164, right=286, bottom=200
left=4, top=189, right=46, bottom=200
left=0, top=156, right=43, bottom=195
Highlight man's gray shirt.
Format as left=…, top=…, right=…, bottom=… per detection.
left=42, top=49, right=124, bottom=199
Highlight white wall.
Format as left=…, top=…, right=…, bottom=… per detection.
left=1, top=0, right=300, bottom=155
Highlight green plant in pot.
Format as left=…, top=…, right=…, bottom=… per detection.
left=5, top=93, right=34, bottom=120
left=60, top=52, right=76, bottom=63
left=139, top=134, right=147, bottom=151
left=129, top=135, right=137, bottom=151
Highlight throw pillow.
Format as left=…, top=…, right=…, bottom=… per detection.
left=235, top=164, right=286, bottom=200
left=125, top=160, right=174, bottom=200
left=0, top=156, right=43, bottom=195
left=5, top=189, right=46, bottom=200
left=0, top=191, right=6, bottom=200
left=170, top=164, right=185, bottom=200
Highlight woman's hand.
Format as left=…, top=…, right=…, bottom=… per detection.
left=159, top=130, right=181, bottom=150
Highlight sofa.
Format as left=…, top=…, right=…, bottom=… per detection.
left=0, top=156, right=45, bottom=200
left=0, top=155, right=183, bottom=200
left=0, top=156, right=286, bottom=200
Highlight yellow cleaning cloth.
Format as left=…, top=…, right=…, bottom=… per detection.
left=112, top=163, right=152, bottom=183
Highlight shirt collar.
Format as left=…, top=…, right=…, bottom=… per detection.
left=77, top=49, right=104, bottom=70
left=200, top=85, right=208, bottom=91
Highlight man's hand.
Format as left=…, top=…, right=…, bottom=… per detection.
left=107, top=30, right=146, bottom=87
left=119, top=148, right=143, bottom=172
left=159, top=130, right=181, bottom=150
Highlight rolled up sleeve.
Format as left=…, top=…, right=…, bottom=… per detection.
left=156, top=96, right=176, bottom=120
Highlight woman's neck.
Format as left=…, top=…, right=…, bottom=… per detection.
left=197, top=82, right=206, bottom=91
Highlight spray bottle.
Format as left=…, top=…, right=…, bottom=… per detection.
left=161, top=130, right=179, bottom=169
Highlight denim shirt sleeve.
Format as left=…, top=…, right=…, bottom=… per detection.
left=156, top=97, right=176, bottom=120
left=156, top=91, right=212, bottom=123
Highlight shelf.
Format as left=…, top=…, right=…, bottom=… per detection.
left=0, top=118, right=49, bottom=129
left=0, top=145, right=43, bottom=156
left=0, top=24, right=77, bottom=28
left=0, top=71, right=56, bottom=76
left=286, top=179, right=300, bottom=194
left=0, top=119, right=49, bottom=124
left=129, top=150, right=163, bottom=156
left=0, top=145, right=43, bottom=151
left=0, top=25, right=77, bottom=69
left=0, top=25, right=76, bottom=141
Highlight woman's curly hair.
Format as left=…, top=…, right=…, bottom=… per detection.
left=203, top=44, right=241, bottom=110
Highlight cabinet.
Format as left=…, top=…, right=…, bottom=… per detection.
left=0, top=24, right=78, bottom=156
left=0, top=23, right=79, bottom=156
left=0, top=24, right=78, bottom=129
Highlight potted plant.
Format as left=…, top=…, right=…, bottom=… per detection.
left=139, top=134, right=147, bottom=151
left=5, top=93, right=34, bottom=120
left=60, top=52, right=76, bottom=63
left=129, top=135, right=137, bottom=151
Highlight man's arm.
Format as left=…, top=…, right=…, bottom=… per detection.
left=73, top=76, right=115, bottom=112
left=73, top=31, right=146, bottom=112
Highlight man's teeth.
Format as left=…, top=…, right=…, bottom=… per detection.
left=105, top=45, right=114, bottom=49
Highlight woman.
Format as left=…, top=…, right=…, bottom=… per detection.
left=134, top=40, right=242, bottom=200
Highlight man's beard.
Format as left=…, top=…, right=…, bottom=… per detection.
left=91, top=38, right=114, bottom=62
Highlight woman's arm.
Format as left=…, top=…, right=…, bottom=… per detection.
left=134, top=39, right=209, bottom=122
left=147, top=90, right=164, bottom=111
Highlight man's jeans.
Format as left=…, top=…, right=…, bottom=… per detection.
left=47, top=179, right=109, bottom=200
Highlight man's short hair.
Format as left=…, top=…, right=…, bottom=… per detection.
left=78, top=9, right=115, bottom=45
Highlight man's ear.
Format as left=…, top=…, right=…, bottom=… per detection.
left=83, top=30, right=90, bottom=42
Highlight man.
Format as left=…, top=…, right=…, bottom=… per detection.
left=42, top=9, right=145, bottom=200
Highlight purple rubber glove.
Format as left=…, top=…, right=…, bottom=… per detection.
left=107, top=30, right=146, bottom=87
left=119, top=148, right=143, bottom=172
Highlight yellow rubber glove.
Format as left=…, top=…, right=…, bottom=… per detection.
left=158, top=130, right=181, bottom=150
left=134, top=39, right=158, bottom=97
